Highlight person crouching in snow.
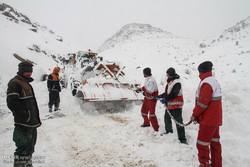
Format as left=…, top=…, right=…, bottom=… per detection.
left=190, top=61, right=222, bottom=167
left=136, top=67, right=159, bottom=132
left=156, top=67, right=187, bottom=144
left=47, top=67, right=61, bottom=112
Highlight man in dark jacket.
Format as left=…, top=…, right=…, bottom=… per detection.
left=6, top=61, right=41, bottom=167
left=156, top=67, right=187, bottom=144
left=47, top=67, right=61, bottom=112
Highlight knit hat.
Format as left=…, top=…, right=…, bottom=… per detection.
left=18, top=62, right=33, bottom=74
left=166, top=67, right=175, bottom=76
left=198, top=61, right=213, bottom=73
left=143, top=67, right=151, bottom=76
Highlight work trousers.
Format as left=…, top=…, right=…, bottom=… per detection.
left=197, top=125, right=222, bottom=167
left=48, top=91, right=60, bottom=109
left=141, top=98, right=159, bottom=131
left=13, top=126, right=37, bottom=166
left=164, top=108, right=186, bottom=143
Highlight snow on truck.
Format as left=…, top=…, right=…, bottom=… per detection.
left=68, top=50, right=144, bottom=103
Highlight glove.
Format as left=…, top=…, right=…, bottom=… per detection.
left=154, top=95, right=163, bottom=100
left=160, top=97, right=167, bottom=104
left=158, top=94, right=163, bottom=98
left=135, top=88, right=141, bottom=93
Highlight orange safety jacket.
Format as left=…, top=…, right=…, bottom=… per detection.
left=47, top=67, right=61, bottom=92
left=50, top=72, right=59, bottom=81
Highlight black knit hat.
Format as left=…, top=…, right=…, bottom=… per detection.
left=166, top=67, right=175, bottom=76
left=143, top=67, right=151, bottom=76
left=198, top=61, right=213, bottom=73
left=18, top=62, right=33, bottom=74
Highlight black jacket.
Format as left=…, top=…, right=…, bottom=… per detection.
left=7, top=75, right=41, bottom=127
left=47, top=73, right=61, bottom=92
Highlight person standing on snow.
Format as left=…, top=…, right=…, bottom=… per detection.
left=6, top=62, right=41, bottom=166
left=156, top=67, right=187, bottom=144
left=190, top=61, right=222, bottom=167
left=47, top=67, right=61, bottom=112
left=136, top=67, right=159, bottom=132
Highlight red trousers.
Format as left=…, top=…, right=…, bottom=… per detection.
left=197, top=125, right=222, bottom=167
left=141, top=98, right=159, bottom=131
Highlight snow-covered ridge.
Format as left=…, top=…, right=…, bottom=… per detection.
left=0, top=3, right=63, bottom=42
left=223, top=16, right=250, bottom=37
left=97, top=23, right=173, bottom=52
left=0, top=3, right=79, bottom=94
left=199, top=16, right=250, bottom=49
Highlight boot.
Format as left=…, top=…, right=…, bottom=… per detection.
left=199, top=163, right=211, bottom=167
left=180, top=139, right=188, bottom=144
left=49, top=108, right=52, bottom=112
left=141, top=124, right=150, bottom=127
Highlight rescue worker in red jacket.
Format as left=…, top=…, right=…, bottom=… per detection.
left=190, top=61, right=222, bottom=167
left=47, top=67, right=61, bottom=112
left=136, top=67, right=159, bottom=131
left=156, top=67, right=187, bottom=144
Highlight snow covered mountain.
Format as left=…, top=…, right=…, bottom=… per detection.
left=97, top=17, right=250, bottom=166
left=97, top=23, right=200, bottom=87
left=97, top=23, right=173, bottom=52
left=98, top=16, right=250, bottom=86
left=196, top=16, right=250, bottom=83
left=0, top=3, right=79, bottom=94
left=214, top=16, right=250, bottom=43
left=0, top=3, right=250, bottom=167
left=198, top=16, right=250, bottom=53
left=0, top=3, right=63, bottom=42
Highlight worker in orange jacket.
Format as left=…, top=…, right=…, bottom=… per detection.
left=47, top=67, right=61, bottom=112
left=190, top=61, right=222, bottom=167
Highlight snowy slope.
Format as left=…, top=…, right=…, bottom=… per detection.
left=0, top=3, right=78, bottom=95
left=98, top=23, right=200, bottom=88
left=1, top=3, right=250, bottom=167
left=97, top=23, right=173, bottom=53
left=97, top=19, right=250, bottom=166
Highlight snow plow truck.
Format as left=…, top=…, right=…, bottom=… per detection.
left=69, top=51, right=144, bottom=103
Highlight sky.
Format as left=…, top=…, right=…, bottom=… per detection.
left=1, top=0, right=250, bottom=51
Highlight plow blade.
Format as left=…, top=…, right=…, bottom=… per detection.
left=75, top=83, right=144, bottom=102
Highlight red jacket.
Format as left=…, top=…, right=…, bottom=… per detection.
left=192, top=71, right=222, bottom=126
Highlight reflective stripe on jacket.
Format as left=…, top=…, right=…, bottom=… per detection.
left=193, top=71, right=222, bottom=126
left=7, top=75, right=41, bottom=127
left=166, top=78, right=184, bottom=109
